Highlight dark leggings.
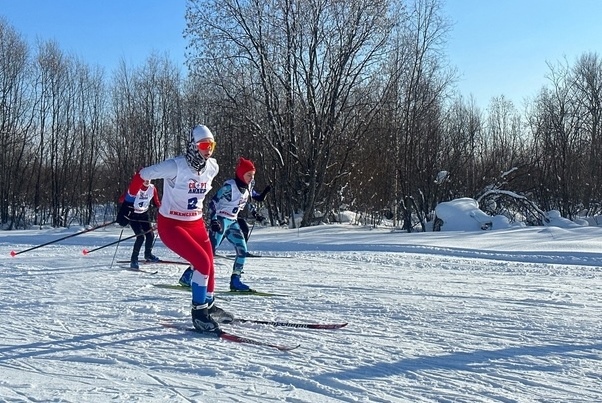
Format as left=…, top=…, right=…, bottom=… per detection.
left=129, top=212, right=154, bottom=260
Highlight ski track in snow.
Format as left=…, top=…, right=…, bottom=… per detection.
left=0, top=226, right=601, bottom=402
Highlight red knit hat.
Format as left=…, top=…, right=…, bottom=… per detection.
left=235, top=157, right=256, bottom=181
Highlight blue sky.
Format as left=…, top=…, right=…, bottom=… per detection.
left=0, top=0, right=187, bottom=74
left=1, top=0, right=601, bottom=108
left=443, top=0, right=602, bottom=107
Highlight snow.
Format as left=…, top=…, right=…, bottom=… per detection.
left=1, top=204, right=602, bottom=402
left=436, top=198, right=499, bottom=230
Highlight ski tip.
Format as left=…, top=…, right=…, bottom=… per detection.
left=284, top=343, right=302, bottom=351
left=82, top=249, right=89, bottom=255
left=10, top=250, right=16, bottom=257
left=276, top=344, right=301, bottom=352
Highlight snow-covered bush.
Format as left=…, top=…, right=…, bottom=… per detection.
left=434, top=198, right=514, bottom=231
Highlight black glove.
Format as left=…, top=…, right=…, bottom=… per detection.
left=253, top=212, right=266, bottom=223
left=254, top=185, right=271, bottom=202
left=210, top=219, right=223, bottom=233
left=116, top=201, right=134, bottom=227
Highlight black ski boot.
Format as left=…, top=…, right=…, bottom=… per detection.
left=207, top=298, right=234, bottom=324
left=191, top=303, right=221, bottom=333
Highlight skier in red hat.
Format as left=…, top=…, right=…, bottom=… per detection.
left=178, top=156, right=271, bottom=292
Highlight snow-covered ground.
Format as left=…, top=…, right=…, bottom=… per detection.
left=1, top=222, right=601, bottom=402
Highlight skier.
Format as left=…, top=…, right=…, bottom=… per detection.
left=116, top=178, right=161, bottom=269
left=125, top=125, right=230, bottom=333
left=178, top=157, right=271, bottom=291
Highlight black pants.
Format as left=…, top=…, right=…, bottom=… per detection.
left=129, top=212, right=154, bottom=261
left=237, top=218, right=250, bottom=241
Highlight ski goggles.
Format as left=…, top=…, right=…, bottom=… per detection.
left=197, top=140, right=216, bottom=152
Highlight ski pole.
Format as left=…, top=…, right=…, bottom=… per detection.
left=109, top=228, right=124, bottom=269
left=126, top=217, right=154, bottom=224
left=247, top=221, right=256, bottom=241
left=10, top=220, right=117, bottom=257
left=82, top=226, right=156, bottom=255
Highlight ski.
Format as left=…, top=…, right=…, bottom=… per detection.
left=117, top=259, right=189, bottom=265
left=219, top=331, right=300, bottom=351
left=153, top=284, right=287, bottom=297
left=161, top=322, right=300, bottom=351
left=231, top=318, right=348, bottom=329
left=216, top=253, right=292, bottom=259
left=217, top=289, right=288, bottom=297
left=245, top=253, right=293, bottom=258
left=153, top=284, right=190, bottom=291
left=124, top=267, right=158, bottom=275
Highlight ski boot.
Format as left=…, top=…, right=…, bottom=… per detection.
left=130, top=259, right=139, bottom=270
left=230, top=274, right=251, bottom=292
left=191, top=303, right=221, bottom=333
left=144, top=253, right=160, bottom=263
left=207, top=297, right=234, bottom=324
left=179, top=267, right=193, bottom=287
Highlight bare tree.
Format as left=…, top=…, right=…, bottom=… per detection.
left=71, top=60, right=107, bottom=224
left=571, top=52, right=602, bottom=212
left=0, top=18, right=36, bottom=228
left=527, top=61, right=587, bottom=217
left=439, top=95, right=484, bottom=200
left=105, top=55, right=185, bottom=201
left=185, top=0, right=397, bottom=226
left=382, top=0, right=454, bottom=230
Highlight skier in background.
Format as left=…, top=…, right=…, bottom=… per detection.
left=116, top=178, right=161, bottom=269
